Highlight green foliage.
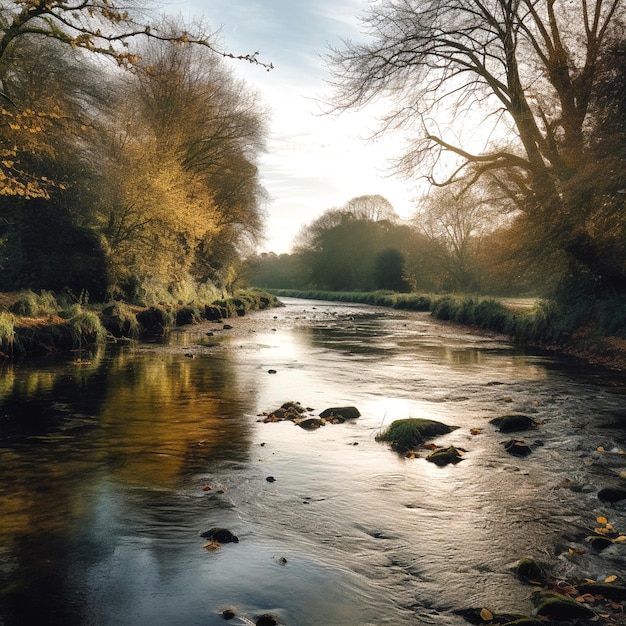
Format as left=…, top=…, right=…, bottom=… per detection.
left=9, top=290, right=59, bottom=316
left=0, top=312, right=15, bottom=351
left=68, top=312, right=107, bottom=344
left=101, top=302, right=140, bottom=338
left=136, top=306, right=174, bottom=337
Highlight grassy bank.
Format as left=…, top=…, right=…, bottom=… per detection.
left=0, top=288, right=282, bottom=358
left=269, top=288, right=626, bottom=368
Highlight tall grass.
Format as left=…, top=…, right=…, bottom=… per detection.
left=9, top=290, right=59, bottom=316
left=0, top=312, right=14, bottom=354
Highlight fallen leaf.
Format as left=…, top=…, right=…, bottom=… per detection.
left=597, top=516, right=608, bottom=524
left=479, top=607, right=493, bottom=621
left=614, top=535, right=626, bottom=543
left=203, top=540, right=221, bottom=552
left=597, top=446, right=605, bottom=452
left=470, top=428, right=482, bottom=435
left=604, top=574, right=618, bottom=583
left=202, top=484, right=213, bottom=491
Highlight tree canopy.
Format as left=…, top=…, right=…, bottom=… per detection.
left=327, top=0, right=626, bottom=295
left=0, top=5, right=270, bottom=302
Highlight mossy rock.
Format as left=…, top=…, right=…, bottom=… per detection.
left=490, top=414, right=535, bottom=432
left=426, top=446, right=465, bottom=466
left=376, top=418, right=456, bottom=454
left=576, top=582, right=626, bottom=601
left=516, top=558, right=545, bottom=583
left=533, top=591, right=594, bottom=620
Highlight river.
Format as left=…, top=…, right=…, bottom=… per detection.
left=1, top=297, right=625, bottom=625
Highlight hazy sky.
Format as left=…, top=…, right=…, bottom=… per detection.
left=168, top=0, right=416, bottom=254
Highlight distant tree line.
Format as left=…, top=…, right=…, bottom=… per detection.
left=252, top=0, right=626, bottom=318
left=0, top=2, right=269, bottom=303
left=247, top=192, right=539, bottom=295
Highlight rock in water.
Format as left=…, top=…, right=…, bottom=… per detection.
left=200, top=528, right=239, bottom=543
left=319, top=406, right=361, bottom=420
left=490, top=414, right=536, bottom=432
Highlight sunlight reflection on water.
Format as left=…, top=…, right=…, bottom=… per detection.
left=1, top=298, right=626, bottom=625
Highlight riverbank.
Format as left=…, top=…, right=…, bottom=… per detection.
left=0, top=288, right=282, bottom=359
left=266, top=288, right=626, bottom=372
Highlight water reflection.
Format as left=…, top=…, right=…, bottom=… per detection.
left=1, top=299, right=626, bottom=625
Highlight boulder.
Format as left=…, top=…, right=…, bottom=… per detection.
left=376, top=418, right=457, bottom=454
left=598, top=487, right=626, bottom=502
left=490, top=414, right=536, bottom=432
left=515, top=558, right=545, bottom=583
left=319, top=406, right=361, bottom=420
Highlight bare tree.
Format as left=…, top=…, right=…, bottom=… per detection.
left=0, top=1, right=271, bottom=71
left=343, top=194, right=399, bottom=221
left=327, top=0, right=626, bottom=291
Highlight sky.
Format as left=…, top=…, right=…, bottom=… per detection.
left=168, top=0, right=418, bottom=254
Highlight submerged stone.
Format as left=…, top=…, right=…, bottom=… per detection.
left=298, top=418, right=324, bottom=430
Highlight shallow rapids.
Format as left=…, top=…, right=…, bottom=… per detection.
left=1, top=297, right=626, bottom=625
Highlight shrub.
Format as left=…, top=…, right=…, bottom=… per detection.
left=136, top=306, right=174, bottom=336
left=176, top=306, right=201, bottom=326
left=68, top=312, right=107, bottom=344
left=9, top=290, right=60, bottom=317
left=101, top=302, right=140, bottom=338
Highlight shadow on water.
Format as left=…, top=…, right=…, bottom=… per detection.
left=1, top=298, right=626, bottom=625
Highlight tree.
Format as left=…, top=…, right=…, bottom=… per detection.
left=0, top=1, right=271, bottom=198
left=413, top=184, right=496, bottom=291
left=91, top=34, right=268, bottom=298
left=327, top=0, right=626, bottom=293
left=343, top=194, right=399, bottom=222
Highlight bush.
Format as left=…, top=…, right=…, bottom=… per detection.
left=136, top=306, right=174, bottom=336
left=68, top=312, right=107, bottom=344
left=101, top=302, right=140, bottom=338
left=176, top=306, right=201, bottom=326
left=9, top=290, right=59, bottom=316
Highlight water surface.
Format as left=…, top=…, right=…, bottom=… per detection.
left=1, top=298, right=626, bottom=625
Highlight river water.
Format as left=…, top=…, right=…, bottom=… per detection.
left=1, top=297, right=626, bottom=625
